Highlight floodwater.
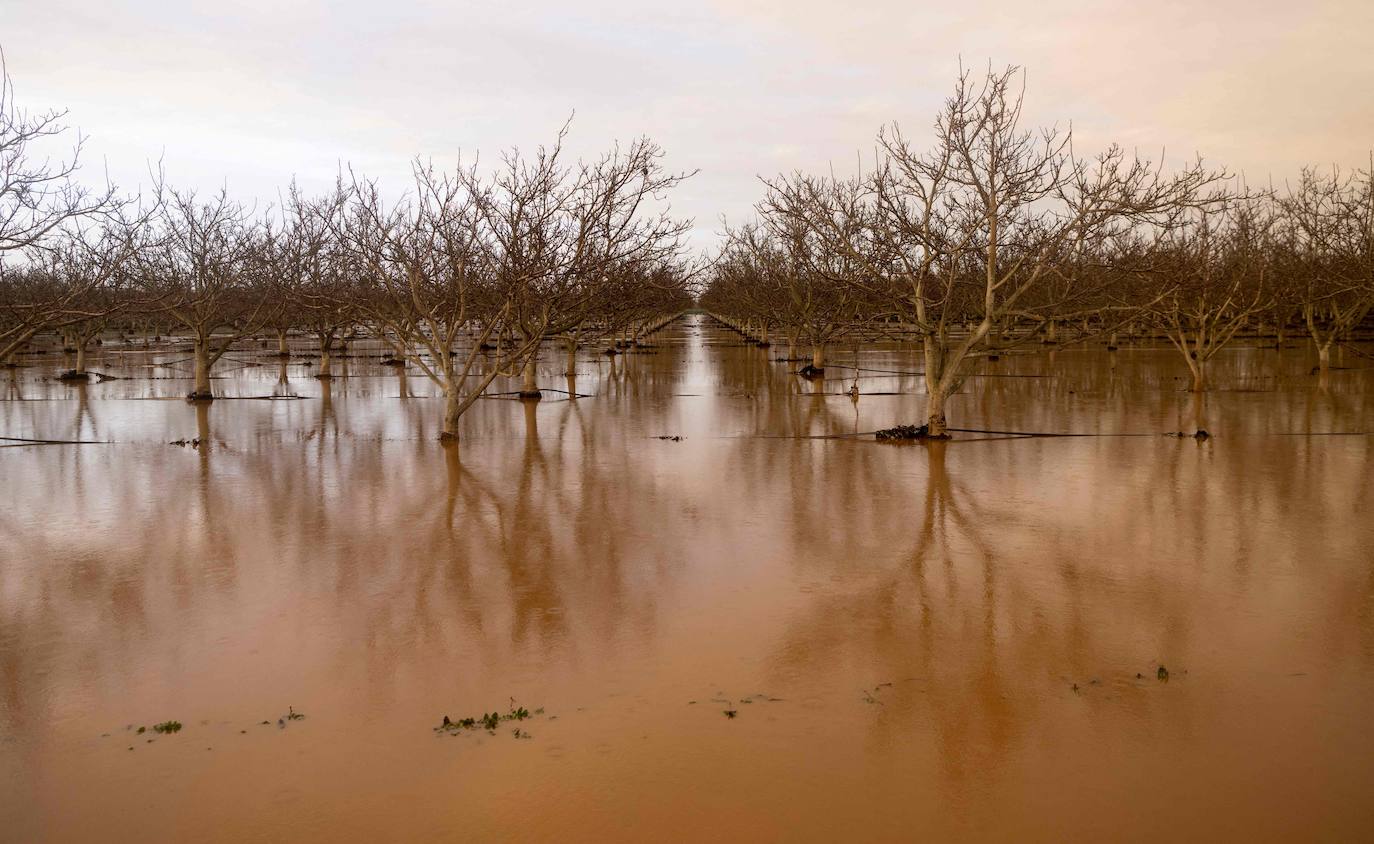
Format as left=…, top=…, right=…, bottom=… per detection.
left=2, top=315, right=1373, bottom=842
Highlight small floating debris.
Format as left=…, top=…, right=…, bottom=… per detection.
left=654, top=435, right=684, bottom=442
left=152, top=721, right=183, bottom=734
left=1157, top=665, right=1170, bottom=682
left=274, top=707, right=306, bottom=729
left=723, top=710, right=738, bottom=719
left=1168, top=430, right=1211, bottom=440
left=169, top=438, right=201, bottom=448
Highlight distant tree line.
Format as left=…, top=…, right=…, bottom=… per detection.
left=4, top=58, right=1372, bottom=441
left=0, top=54, right=697, bottom=439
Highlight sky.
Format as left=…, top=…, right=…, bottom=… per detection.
left=4, top=0, right=1372, bottom=252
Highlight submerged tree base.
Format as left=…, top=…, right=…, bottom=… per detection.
left=57, top=370, right=90, bottom=382
left=875, top=424, right=950, bottom=441
left=518, top=390, right=543, bottom=400
left=185, top=391, right=214, bottom=403
left=798, top=365, right=825, bottom=378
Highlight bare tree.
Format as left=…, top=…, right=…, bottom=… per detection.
left=1, top=215, right=142, bottom=367
left=1143, top=196, right=1274, bottom=392
left=1278, top=164, right=1374, bottom=383
left=136, top=186, right=266, bottom=400
left=337, top=127, right=692, bottom=439
left=762, top=65, right=1227, bottom=435
left=0, top=51, right=119, bottom=255
left=266, top=185, right=357, bottom=378
left=336, top=164, right=527, bottom=439
left=461, top=129, right=693, bottom=398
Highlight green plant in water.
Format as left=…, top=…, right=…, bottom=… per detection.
left=435, top=701, right=543, bottom=737
left=152, top=721, right=182, bottom=734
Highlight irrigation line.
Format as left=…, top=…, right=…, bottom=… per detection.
left=1268, top=431, right=1373, bottom=436
left=949, top=427, right=1162, bottom=438
left=1, top=435, right=111, bottom=445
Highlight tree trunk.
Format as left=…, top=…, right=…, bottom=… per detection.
left=74, top=342, right=87, bottom=374
left=317, top=334, right=334, bottom=378
left=1190, top=359, right=1206, bottom=393
left=195, top=401, right=212, bottom=454
left=1317, top=343, right=1332, bottom=390
left=926, top=385, right=949, bottom=437
left=318, top=349, right=331, bottom=377
left=2, top=327, right=38, bottom=366
left=441, top=386, right=462, bottom=440
left=920, top=330, right=962, bottom=439
left=811, top=344, right=825, bottom=370
left=564, top=337, right=578, bottom=376
left=520, top=351, right=541, bottom=399
left=1191, top=390, right=1208, bottom=434
left=192, top=338, right=213, bottom=399
left=277, top=329, right=288, bottom=356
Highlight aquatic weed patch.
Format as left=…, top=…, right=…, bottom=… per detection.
left=435, top=703, right=544, bottom=738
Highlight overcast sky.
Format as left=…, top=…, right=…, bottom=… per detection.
left=5, top=0, right=1372, bottom=250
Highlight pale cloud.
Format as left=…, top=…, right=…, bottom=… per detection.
left=3, top=0, right=1370, bottom=250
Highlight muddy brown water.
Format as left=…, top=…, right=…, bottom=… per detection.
left=2, top=315, right=1373, bottom=841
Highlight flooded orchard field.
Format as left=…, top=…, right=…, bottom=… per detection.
left=2, top=314, right=1373, bottom=841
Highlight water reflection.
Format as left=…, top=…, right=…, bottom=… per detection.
left=1, top=317, right=1372, bottom=841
